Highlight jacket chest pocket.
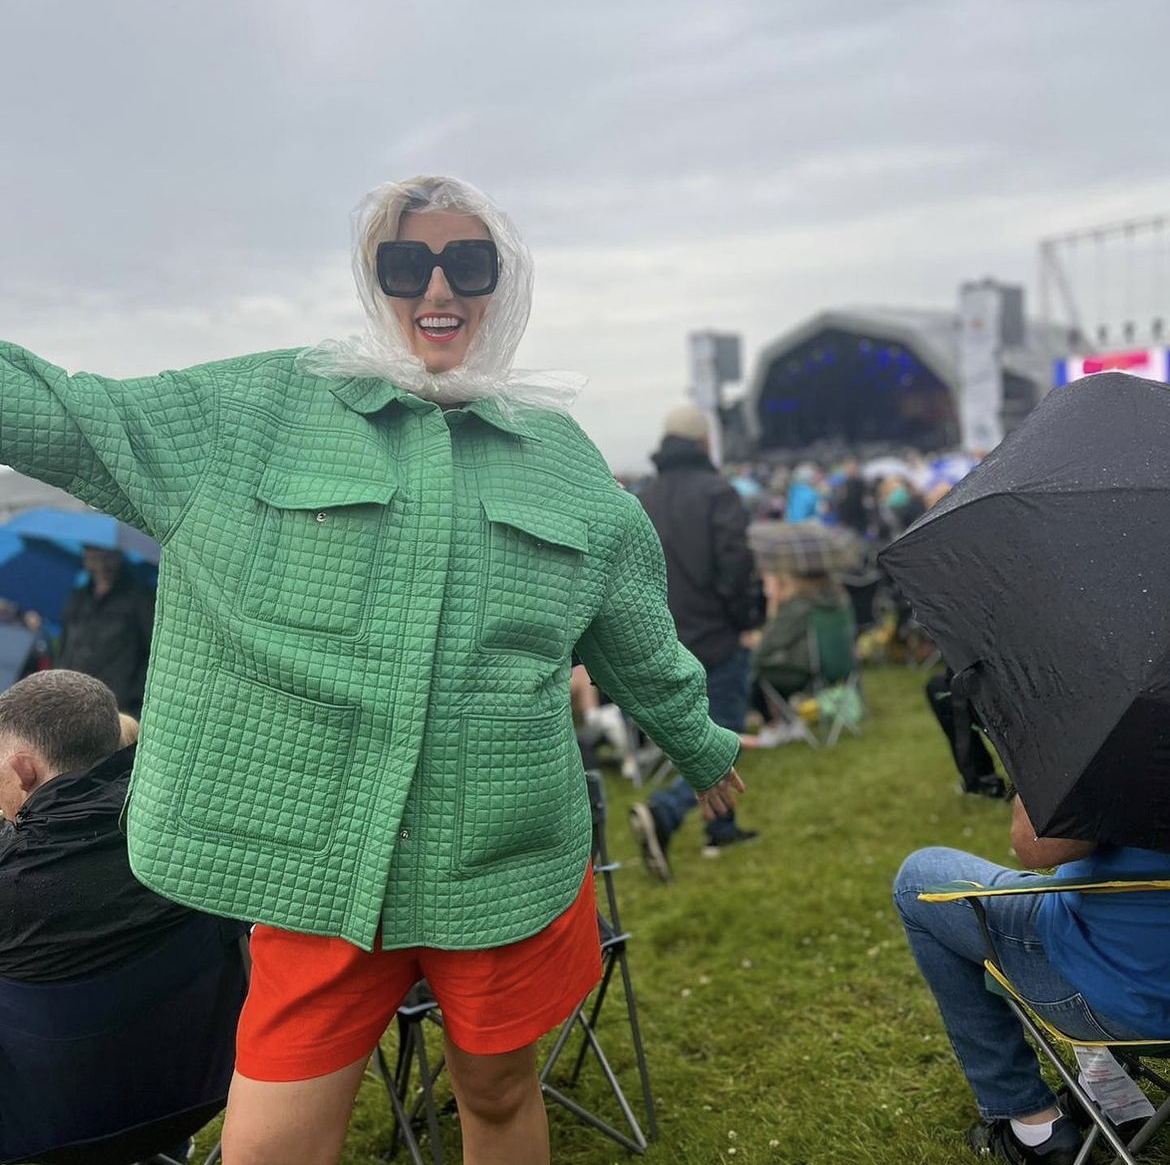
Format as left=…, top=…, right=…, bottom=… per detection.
left=241, top=470, right=398, bottom=638
left=478, top=498, right=588, bottom=662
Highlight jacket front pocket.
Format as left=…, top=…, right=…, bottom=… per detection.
left=477, top=498, right=588, bottom=661
left=175, top=668, right=358, bottom=855
left=456, top=708, right=583, bottom=871
left=242, top=470, right=398, bottom=638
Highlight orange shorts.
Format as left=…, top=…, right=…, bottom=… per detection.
left=236, top=866, right=601, bottom=1081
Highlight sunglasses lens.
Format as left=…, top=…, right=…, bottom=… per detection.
left=444, top=241, right=497, bottom=296
left=378, top=244, right=430, bottom=297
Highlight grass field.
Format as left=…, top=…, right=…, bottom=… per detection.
left=196, top=665, right=1032, bottom=1164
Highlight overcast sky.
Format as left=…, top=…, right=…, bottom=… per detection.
left=3, top=0, right=1169, bottom=471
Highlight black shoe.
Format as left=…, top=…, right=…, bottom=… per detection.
left=1058, top=1085, right=1148, bottom=1145
left=628, top=802, right=672, bottom=883
left=964, top=774, right=1008, bottom=800
left=966, top=1115, right=1082, bottom=1164
left=701, top=826, right=760, bottom=858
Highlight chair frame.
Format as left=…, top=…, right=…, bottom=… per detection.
left=804, top=608, right=864, bottom=747
left=367, top=985, right=450, bottom=1165
left=540, top=770, right=657, bottom=1154
left=755, top=608, right=863, bottom=749
left=920, top=876, right=1170, bottom=1165
left=756, top=676, right=821, bottom=749
left=371, top=770, right=656, bottom=1160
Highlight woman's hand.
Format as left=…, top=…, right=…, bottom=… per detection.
left=697, top=768, right=746, bottom=820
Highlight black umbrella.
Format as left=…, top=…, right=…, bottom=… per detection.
left=879, top=372, right=1170, bottom=853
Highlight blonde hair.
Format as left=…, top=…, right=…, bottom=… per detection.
left=118, top=713, right=140, bottom=748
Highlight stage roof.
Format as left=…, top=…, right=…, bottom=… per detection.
left=744, top=307, right=1070, bottom=454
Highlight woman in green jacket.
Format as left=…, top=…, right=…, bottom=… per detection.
left=0, top=176, right=743, bottom=1165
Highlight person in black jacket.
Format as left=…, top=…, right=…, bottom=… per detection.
left=0, top=669, right=191, bottom=982
left=57, top=548, right=155, bottom=716
left=628, top=404, right=759, bottom=881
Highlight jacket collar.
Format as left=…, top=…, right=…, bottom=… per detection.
left=651, top=435, right=716, bottom=474
left=15, top=745, right=136, bottom=831
left=329, top=379, right=540, bottom=442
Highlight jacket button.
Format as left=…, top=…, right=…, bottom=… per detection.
left=399, top=828, right=410, bottom=840
left=316, top=512, right=328, bottom=523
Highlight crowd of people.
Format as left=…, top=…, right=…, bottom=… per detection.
left=629, top=453, right=947, bottom=541
left=0, top=172, right=1167, bottom=1165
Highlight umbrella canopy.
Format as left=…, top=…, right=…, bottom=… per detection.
left=0, top=509, right=159, bottom=627
left=0, top=530, right=85, bottom=624
left=879, top=371, right=1170, bottom=852
left=748, top=521, right=862, bottom=576
left=4, top=508, right=161, bottom=563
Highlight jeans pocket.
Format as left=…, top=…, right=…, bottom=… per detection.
left=1026, top=990, right=1124, bottom=1042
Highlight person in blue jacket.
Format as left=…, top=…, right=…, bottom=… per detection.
left=784, top=464, right=822, bottom=523
left=894, top=794, right=1170, bottom=1165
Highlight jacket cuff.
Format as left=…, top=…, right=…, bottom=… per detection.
left=675, top=723, right=742, bottom=792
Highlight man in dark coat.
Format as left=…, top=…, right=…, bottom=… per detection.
left=57, top=548, right=154, bottom=716
left=628, top=404, right=759, bottom=880
left=0, top=670, right=190, bottom=981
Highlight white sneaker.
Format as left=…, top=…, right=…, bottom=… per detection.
left=587, top=704, right=631, bottom=755
left=753, top=721, right=804, bottom=747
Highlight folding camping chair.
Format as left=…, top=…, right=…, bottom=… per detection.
left=540, top=769, right=657, bottom=1154
left=919, top=876, right=1170, bottom=1165
left=368, top=982, right=450, bottom=1165
left=0, top=911, right=248, bottom=1165
left=805, top=605, right=863, bottom=746
left=756, top=606, right=862, bottom=748
left=373, top=769, right=656, bottom=1160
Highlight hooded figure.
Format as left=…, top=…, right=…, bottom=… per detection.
left=0, top=174, right=744, bottom=1164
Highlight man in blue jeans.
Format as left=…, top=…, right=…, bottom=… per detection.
left=628, top=405, right=759, bottom=881
left=894, top=794, right=1170, bottom=1164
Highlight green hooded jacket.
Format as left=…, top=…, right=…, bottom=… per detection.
left=0, top=344, right=741, bottom=951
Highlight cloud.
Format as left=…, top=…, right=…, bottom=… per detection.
left=3, top=0, right=1170, bottom=470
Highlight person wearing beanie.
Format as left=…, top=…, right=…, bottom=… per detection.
left=628, top=403, right=761, bottom=880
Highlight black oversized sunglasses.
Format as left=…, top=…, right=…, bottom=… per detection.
left=375, top=239, right=499, bottom=298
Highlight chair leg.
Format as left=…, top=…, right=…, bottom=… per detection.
left=541, top=1013, right=649, bottom=1154
left=614, top=944, right=658, bottom=1141
left=568, top=954, right=618, bottom=1085
left=540, top=945, right=655, bottom=1154
left=371, top=1034, right=432, bottom=1165
left=1005, top=999, right=1139, bottom=1165
left=407, top=1024, right=446, bottom=1164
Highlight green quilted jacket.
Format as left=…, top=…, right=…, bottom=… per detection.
left=0, top=344, right=740, bottom=951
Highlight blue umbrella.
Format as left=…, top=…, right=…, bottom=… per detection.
left=5, top=508, right=161, bottom=563
left=0, top=529, right=85, bottom=625
left=0, top=509, right=160, bottom=627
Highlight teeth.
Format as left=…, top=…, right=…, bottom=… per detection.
left=419, top=316, right=460, bottom=329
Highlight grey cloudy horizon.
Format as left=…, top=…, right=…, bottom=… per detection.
left=3, top=0, right=1169, bottom=471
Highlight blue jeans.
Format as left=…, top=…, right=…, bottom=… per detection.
left=650, top=648, right=749, bottom=845
left=894, top=847, right=1147, bottom=1119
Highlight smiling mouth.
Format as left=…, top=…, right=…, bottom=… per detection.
left=416, top=315, right=463, bottom=343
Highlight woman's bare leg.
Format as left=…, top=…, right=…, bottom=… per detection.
left=444, top=1036, right=549, bottom=1165
left=220, top=1056, right=368, bottom=1165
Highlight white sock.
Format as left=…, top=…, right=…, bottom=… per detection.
left=1010, top=1116, right=1058, bottom=1147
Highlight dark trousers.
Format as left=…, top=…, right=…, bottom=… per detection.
left=651, top=648, right=749, bottom=844
left=925, top=674, right=996, bottom=790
